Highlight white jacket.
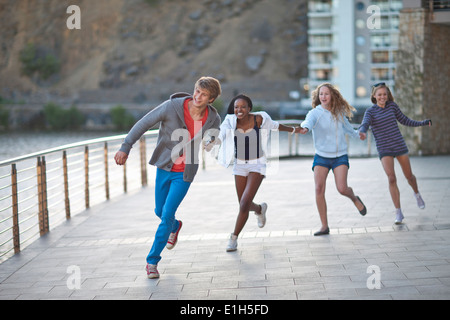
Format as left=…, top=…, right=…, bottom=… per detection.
left=217, top=112, right=280, bottom=168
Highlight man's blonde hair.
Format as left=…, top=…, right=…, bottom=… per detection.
left=195, top=77, right=222, bottom=101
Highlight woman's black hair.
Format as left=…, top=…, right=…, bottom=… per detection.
left=227, top=94, right=253, bottom=115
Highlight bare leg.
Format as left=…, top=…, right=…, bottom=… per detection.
left=314, top=166, right=329, bottom=232
left=396, top=154, right=419, bottom=194
left=333, top=165, right=365, bottom=211
left=381, top=156, right=401, bottom=209
left=233, top=173, right=264, bottom=236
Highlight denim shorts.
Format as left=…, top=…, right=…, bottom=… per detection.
left=312, top=154, right=349, bottom=172
left=378, top=151, right=408, bottom=160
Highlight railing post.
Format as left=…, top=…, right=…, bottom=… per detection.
left=139, top=137, right=147, bottom=187
left=104, top=142, right=110, bottom=200
left=288, top=132, right=293, bottom=156
left=201, top=140, right=206, bottom=170
left=11, top=164, right=20, bottom=254
left=84, top=146, right=89, bottom=209
left=37, top=157, right=49, bottom=236
left=123, top=162, right=127, bottom=194
left=63, top=151, right=71, bottom=219
left=37, top=157, right=43, bottom=234
left=42, top=156, right=49, bottom=233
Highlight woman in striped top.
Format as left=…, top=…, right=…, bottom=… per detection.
left=359, top=83, right=432, bottom=224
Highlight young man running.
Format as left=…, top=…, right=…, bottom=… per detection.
left=114, top=77, right=222, bottom=279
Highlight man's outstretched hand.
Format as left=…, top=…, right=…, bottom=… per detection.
left=114, top=151, right=128, bottom=165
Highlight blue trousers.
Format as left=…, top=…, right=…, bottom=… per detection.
left=146, top=168, right=191, bottom=265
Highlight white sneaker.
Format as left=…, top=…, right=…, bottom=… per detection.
left=415, top=193, right=425, bottom=209
left=395, top=209, right=404, bottom=225
left=146, top=263, right=159, bottom=279
left=255, top=203, right=267, bottom=228
left=226, top=234, right=238, bottom=252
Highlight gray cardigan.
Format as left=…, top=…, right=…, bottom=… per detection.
left=119, top=93, right=221, bottom=182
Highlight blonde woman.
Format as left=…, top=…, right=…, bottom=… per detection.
left=299, top=83, right=366, bottom=236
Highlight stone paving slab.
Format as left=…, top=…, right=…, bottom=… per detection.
left=0, top=156, right=449, bottom=301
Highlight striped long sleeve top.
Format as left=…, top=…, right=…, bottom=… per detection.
left=359, top=102, right=428, bottom=156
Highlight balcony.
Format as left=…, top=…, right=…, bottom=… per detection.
left=372, top=0, right=404, bottom=12
left=423, top=0, right=450, bottom=10
left=308, top=1, right=332, bottom=16
left=423, top=0, right=450, bottom=24
left=308, top=35, right=333, bottom=52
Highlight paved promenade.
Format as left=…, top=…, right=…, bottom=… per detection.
left=0, top=156, right=449, bottom=300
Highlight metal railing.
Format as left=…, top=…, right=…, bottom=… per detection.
left=0, top=131, right=158, bottom=262
left=0, top=123, right=375, bottom=263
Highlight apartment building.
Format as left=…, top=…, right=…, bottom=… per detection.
left=303, top=0, right=403, bottom=108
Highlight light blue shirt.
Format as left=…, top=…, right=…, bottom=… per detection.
left=301, top=105, right=359, bottom=158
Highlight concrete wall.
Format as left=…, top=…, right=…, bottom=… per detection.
left=422, top=22, right=450, bottom=154
left=395, top=7, right=450, bottom=155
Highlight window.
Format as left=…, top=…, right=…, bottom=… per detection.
left=311, top=69, right=332, bottom=81
left=357, top=71, right=366, bottom=81
left=310, top=52, right=333, bottom=64
left=357, top=86, right=367, bottom=97
left=309, top=0, right=332, bottom=13
left=356, top=36, right=366, bottom=46
left=372, top=68, right=390, bottom=80
left=310, top=35, right=333, bottom=48
left=357, top=53, right=366, bottom=63
left=356, top=19, right=366, bottom=29
left=371, top=34, right=391, bottom=47
left=356, top=2, right=365, bottom=11
left=372, top=51, right=390, bottom=63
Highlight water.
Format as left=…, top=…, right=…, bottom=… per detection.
left=0, top=131, right=124, bottom=161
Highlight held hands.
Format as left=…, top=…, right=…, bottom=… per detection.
left=424, top=119, right=432, bottom=127
left=298, top=127, right=308, bottom=135
left=287, top=126, right=307, bottom=134
left=204, top=141, right=215, bottom=152
left=204, top=137, right=220, bottom=152
left=359, top=131, right=367, bottom=141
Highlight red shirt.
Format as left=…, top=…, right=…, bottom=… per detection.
left=171, top=98, right=209, bottom=172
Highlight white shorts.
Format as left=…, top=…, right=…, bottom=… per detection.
left=232, top=157, right=266, bottom=177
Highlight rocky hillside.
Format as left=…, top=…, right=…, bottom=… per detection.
left=0, top=0, right=308, bottom=104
